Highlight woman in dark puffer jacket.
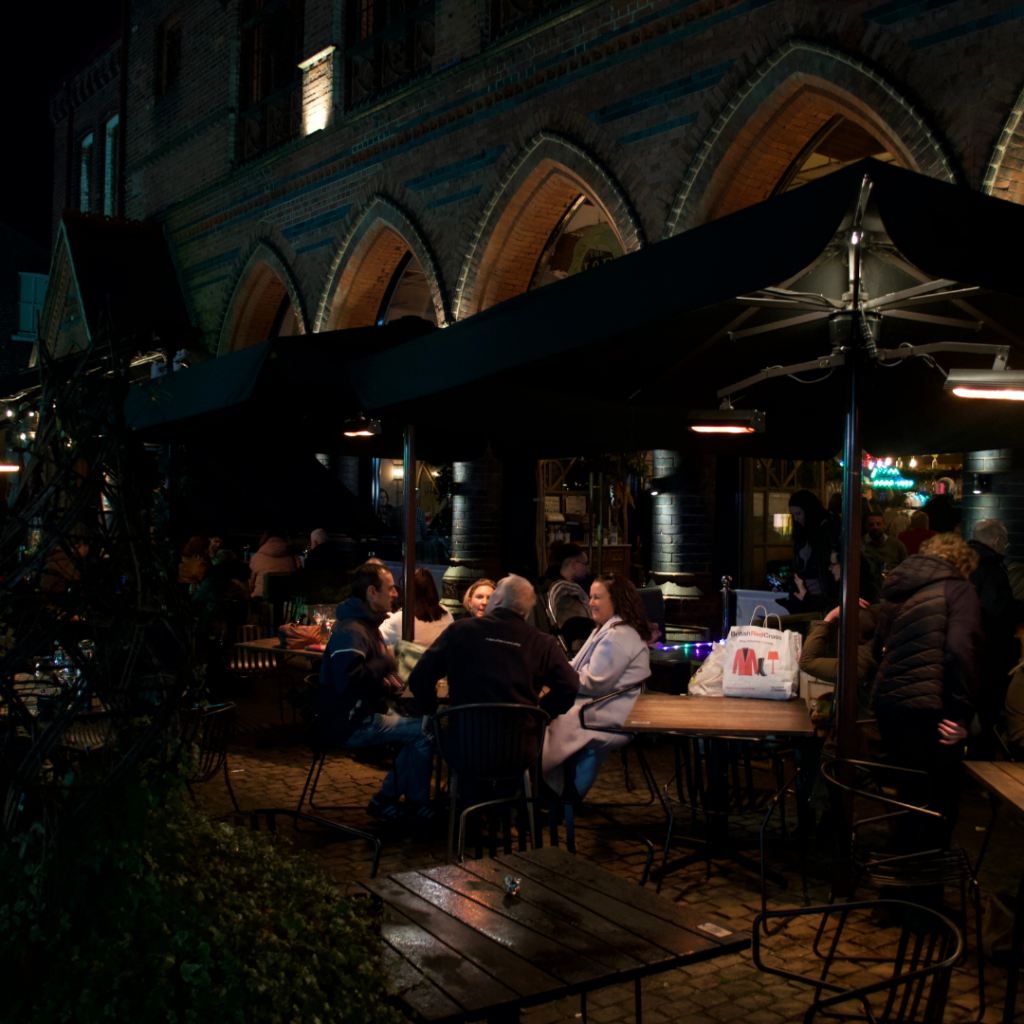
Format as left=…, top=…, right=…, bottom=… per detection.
left=871, top=533, right=982, bottom=853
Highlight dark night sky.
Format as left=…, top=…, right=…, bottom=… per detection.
left=4, top=1, right=123, bottom=250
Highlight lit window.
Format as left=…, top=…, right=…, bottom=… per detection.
left=79, top=133, right=94, bottom=213
left=103, top=115, right=119, bottom=216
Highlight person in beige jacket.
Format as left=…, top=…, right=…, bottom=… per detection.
left=248, top=531, right=298, bottom=597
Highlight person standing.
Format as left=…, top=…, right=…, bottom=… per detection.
left=967, top=519, right=1024, bottom=754
left=786, top=490, right=840, bottom=613
left=897, top=511, right=937, bottom=556
left=870, top=534, right=982, bottom=854
left=315, top=562, right=434, bottom=822
left=862, top=512, right=908, bottom=575
left=542, top=573, right=651, bottom=801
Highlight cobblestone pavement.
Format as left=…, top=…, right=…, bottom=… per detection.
left=193, top=676, right=1024, bottom=1023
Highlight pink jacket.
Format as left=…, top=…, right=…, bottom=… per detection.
left=249, top=537, right=298, bottom=596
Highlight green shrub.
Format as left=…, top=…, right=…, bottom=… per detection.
left=2, top=798, right=403, bottom=1024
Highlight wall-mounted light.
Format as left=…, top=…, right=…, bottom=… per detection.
left=945, top=368, right=1024, bottom=400
left=689, top=406, right=765, bottom=434
left=343, top=412, right=380, bottom=437
left=650, top=490, right=660, bottom=497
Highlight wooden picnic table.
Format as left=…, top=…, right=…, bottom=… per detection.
left=964, top=760, right=1024, bottom=1024
left=364, top=845, right=748, bottom=1024
left=614, top=693, right=814, bottom=886
left=233, top=637, right=324, bottom=660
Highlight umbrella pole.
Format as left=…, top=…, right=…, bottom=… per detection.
left=836, top=332, right=863, bottom=883
left=402, top=424, right=416, bottom=642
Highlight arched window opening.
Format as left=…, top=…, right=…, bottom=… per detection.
left=377, top=252, right=437, bottom=325
left=528, top=196, right=624, bottom=291
left=772, top=115, right=896, bottom=195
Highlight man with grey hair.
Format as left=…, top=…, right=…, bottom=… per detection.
left=409, top=574, right=579, bottom=720
left=968, top=519, right=1024, bottom=754
left=303, top=527, right=352, bottom=571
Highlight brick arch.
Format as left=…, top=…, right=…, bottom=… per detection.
left=218, top=242, right=307, bottom=355
left=983, top=88, right=1024, bottom=201
left=453, top=132, right=644, bottom=320
left=666, top=40, right=955, bottom=237
left=314, top=195, right=449, bottom=332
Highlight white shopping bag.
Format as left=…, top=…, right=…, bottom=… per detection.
left=721, top=606, right=802, bottom=700
left=688, top=642, right=725, bottom=696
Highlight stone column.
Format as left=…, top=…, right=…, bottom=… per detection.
left=649, top=450, right=716, bottom=633
left=963, top=449, right=1024, bottom=562
left=442, top=453, right=502, bottom=615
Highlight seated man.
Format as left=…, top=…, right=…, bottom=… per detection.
left=535, top=543, right=594, bottom=653
left=314, top=562, right=433, bottom=822
left=303, top=528, right=352, bottom=571
left=409, top=574, right=579, bottom=735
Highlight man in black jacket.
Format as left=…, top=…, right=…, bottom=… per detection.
left=409, top=574, right=579, bottom=727
left=968, top=519, right=1024, bottom=754
left=315, top=562, right=433, bottom=821
left=303, top=528, right=354, bottom=572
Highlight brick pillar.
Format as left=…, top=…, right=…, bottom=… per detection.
left=442, top=454, right=502, bottom=614
left=963, top=449, right=1024, bottom=563
left=299, top=45, right=336, bottom=135
left=650, top=451, right=716, bottom=625
left=337, top=455, right=359, bottom=496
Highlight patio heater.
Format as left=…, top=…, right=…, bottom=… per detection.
left=691, top=175, right=1014, bottom=772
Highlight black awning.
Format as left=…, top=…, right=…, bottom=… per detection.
left=123, top=317, right=435, bottom=456
left=345, top=159, right=1024, bottom=459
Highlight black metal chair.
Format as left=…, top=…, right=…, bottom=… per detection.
left=753, top=900, right=963, bottom=1023
left=456, top=795, right=655, bottom=884
left=182, top=702, right=240, bottom=812
left=243, top=807, right=381, bottom=877
left=820, top=758, right=985, bottom=1022
left=431, top=702, right=550, bottom=863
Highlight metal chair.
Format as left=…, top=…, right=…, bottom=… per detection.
left=244, top=807, right=381, bottom=877
left=457, top=796, right=654, bottom=884
left=182, top=702, right=240, bottom=812
left=229, top=624, right=284, bottom=719
left=820, top=758, right=985, bottom=1022
left=431, top=702, right=550, bottom=863
left=753, top=900, right=963, bottom=1023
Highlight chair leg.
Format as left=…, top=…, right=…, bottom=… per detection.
left=296, top=750, right=325, bottom=814
left=223, top=759, right=240, bottom=812
left=522, top=770, right=539, bottom=851
left=622, top=747, right=633, bottom=792
left=447, top=772, right=459, bottom=864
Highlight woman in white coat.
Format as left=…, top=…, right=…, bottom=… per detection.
left=542, top=573, right=651, bottom=800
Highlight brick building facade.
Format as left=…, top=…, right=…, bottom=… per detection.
left=47, top=0, right=1024, bottom=590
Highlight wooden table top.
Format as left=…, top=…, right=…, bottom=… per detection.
left=965, top=761, right=1024, bottom=814
left=620, top=692, right=814, bottom=739
left=233, top=637, right=324, bottom=660
left=366, top=846, right=748, bottom=1024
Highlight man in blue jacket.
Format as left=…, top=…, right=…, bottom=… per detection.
left=315, top=562, right=433, bottom=822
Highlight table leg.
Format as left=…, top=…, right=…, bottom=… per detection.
left=656, top=738, right=788, bottom=890
left=635, top=977, right=642, bottom=1024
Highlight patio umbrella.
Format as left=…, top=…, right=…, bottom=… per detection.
left=344, top=158, right=1024, bottom=777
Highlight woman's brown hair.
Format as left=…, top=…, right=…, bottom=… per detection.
left=594, top=573, right=652, bottom=642
left=919, top=532, right=979, bottom=577
left=413, top=568, right=444, bottom=622
left=182, top=535, right=207, bottom=559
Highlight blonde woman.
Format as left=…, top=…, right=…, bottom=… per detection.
left=462, top=578, right=495, bottom=617
left=870, top=532, right=982, bottom=855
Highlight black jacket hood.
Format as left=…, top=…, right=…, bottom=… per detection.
left=880, top=553, right=965, bottom=602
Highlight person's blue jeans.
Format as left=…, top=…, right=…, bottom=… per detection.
left=345, top=711, right=432, bottom=805
left=561, top=735, right=627, bottom=800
